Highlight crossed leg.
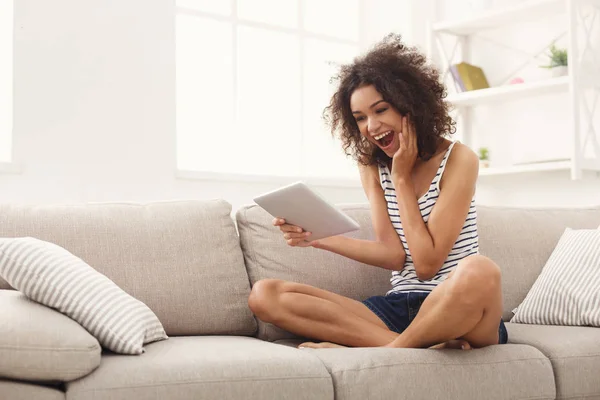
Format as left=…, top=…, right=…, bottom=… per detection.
left=248, top=278, right=398, bottom=347
left=248, top=255, right=503, bottom=349
left=387, top=255, right=503, bottom=349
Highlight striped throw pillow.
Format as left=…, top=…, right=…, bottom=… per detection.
left=511, top=228, right=600, bottom=326
left=0, top=237, right=168, bottom=354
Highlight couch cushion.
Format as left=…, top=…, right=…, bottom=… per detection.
left=237, top=203, right=391, bottom=341
left=238, top=203, right=600, bottom=338
left=0, top=380, right=65, bottom=400
left=0, top=290, right=101, bottom=382
left=0, top=200, right=256, bottom=336
left=275, top=340, right=555, bottom=400
left=511, top=228, right=600, bottom=326
left=65, top=336, right=333, bottom=400
left=476, top=205, right=600, bottom=321
left=506, top=322, right=600, bottom=400
left=0, top=238, right=167, bottom=355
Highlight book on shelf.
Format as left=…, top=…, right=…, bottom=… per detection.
left=450, top=62, right=490, bottom=92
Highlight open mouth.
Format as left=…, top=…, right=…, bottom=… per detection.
left=374, top=130, right=394, bottom=149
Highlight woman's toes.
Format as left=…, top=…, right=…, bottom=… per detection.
left=429, top=339, right=472, bottom=350
left=298, top=341, right=346, bottom=349
left=459, top=339, right=472, bottom=350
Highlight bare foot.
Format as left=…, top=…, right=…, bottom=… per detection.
left=429, top=339, right=472, bottom=350
left=298, top=341, right=347, bottom=349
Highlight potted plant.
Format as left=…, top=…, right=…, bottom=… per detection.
left=540, top=43, right=568, bottom=77
left=478, top=147, right=490, bottom=168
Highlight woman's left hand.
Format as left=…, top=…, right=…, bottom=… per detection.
left=391, top=115, right=418, bottom=181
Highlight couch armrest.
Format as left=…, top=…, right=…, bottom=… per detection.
left=0, top=290, right=101, bottom=382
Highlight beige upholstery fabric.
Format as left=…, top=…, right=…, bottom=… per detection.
left=0, top=380, right=65, bottom=400
left=0, top=200, right=256, bottom=336
left=506, top=322, right=600, bottom=399
left=511, top=228, right=600, bottom=326
left=237, top=204, right=391, bottom=341
left=0, top=238, right=167, bottom=355
left=476, top=205, right=600, bottom=322
left=238, top=203, right=600, bottom=340
left=276, top=343, right=555, bottom=400
left=0, top=290, right=101, bottom=382
left=66, top=336, right=333, bottom=400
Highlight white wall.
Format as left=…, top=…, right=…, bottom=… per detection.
left=4, top=0, right=177, bottom=204
left=1, top=0, right=598, bottom=213
left=2, top=0, right=375, bottom=213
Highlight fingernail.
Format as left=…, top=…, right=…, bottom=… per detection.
left=299, top=346, right=305, bottom=349
left=461, top=345, right=465, bottom=349
left=305, top=232, right=311, bottom=236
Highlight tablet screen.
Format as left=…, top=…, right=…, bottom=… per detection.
left=253, top=181, right=361, bottom=241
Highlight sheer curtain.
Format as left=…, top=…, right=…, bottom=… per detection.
left=176, top=0, right=360, bottom=180
left=0, top=0, right=13, bottom=163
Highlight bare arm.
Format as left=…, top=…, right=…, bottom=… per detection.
left=392, top=143, right=479, bottom=280
left=275, top=164, right=405, bottom=271
left=311, top=235, right=401, bottom=271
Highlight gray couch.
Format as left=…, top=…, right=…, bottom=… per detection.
left=1, top=200, right=599, bottom=400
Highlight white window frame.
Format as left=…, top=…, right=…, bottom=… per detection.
left=174, top=0, right=367, bottom=187
left=0, top=0, right=19, bottom=174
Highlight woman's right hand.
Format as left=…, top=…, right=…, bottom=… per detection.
left=273, top=218, right=315, bottom=247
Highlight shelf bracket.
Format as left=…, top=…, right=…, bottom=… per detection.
left=434, top=34, right=461, bottom=92
left=574, top=1, right=600, bottom=174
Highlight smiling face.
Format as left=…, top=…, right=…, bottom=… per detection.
left=350, top=84, right=405, bottom=158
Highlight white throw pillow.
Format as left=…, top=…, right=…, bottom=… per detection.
left=512, top=228, right=600, bottom=326
left=0, top=237, right=168, bottom=354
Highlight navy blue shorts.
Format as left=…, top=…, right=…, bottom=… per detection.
left=362, top=291, right=508, bottom=345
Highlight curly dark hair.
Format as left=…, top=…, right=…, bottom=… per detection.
left=324, top=33, right=455, bottom=166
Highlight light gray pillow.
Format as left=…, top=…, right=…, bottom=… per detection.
left=0, top=290, right=101, bottom=382
left=0, top=237, right=168, bottom=354
left=512, top=228, right=600, bottom=326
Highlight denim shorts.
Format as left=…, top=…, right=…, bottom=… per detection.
left=362, top=291, right=508, bottom=345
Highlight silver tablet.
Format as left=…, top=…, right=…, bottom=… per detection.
left=253, top=181, right=361, bottom=241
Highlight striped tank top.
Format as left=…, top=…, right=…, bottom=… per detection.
left=378, top=141, right=479, bottom=294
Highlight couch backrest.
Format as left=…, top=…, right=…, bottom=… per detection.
left=476, top=204, right=600, bottom=321
left=237, top=203, right=391, bottom=341
left=0, top=200, right=257, bottom=337
left=237, top=203, right=600, bottom=341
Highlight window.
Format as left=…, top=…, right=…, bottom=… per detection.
left=0, top=0, right=12, bottom=163
left=176, top=0, right=360, bottom=180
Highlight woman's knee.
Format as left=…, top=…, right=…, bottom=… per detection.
left=248, top=279, right=284, bottom=319
left=449, top=255, right=502, bottom=301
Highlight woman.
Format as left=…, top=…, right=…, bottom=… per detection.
left=248, top=34, right=507, bottom=350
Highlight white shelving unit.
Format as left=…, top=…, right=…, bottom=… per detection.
left=478, top=160, right=572, bottom=176
left=445, top=76, right=570, bottom=107
left=432, top=0, right=566, bottom=36
left=428, top=0, right=600, bottom=179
